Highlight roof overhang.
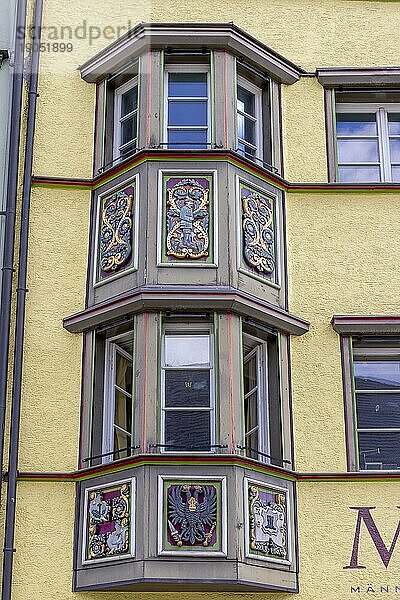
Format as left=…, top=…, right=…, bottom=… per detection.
left=64, top=285, right=310, bottom=336
left=332, top=314, right=400, bottom=336
left=317, top=66, right=400, bottom=88
left=79, top=22, right=304, bottom=84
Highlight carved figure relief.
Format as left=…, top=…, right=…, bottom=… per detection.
left=165, top=177, right=211, bottom=261
left=85, top=481, right=132, bottom=561
left=99, top=184, right=134, bottom=279
left=241, top=184, right=276, bottom=279
left=162, top=480, right=223, bottom=552
left=248, top=483, right=288, bottom=561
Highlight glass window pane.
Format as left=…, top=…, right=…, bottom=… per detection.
left=113, top=429, right=131, bottom=459
left=392, top=166, right=400, bottom=182
left=338, top=166, right=381, bottom=183
left=388, top=113, right=400, bottom=135
left=245, top=391, right=259, bottom=434
left=356, top=393, right=400, bottom=428
left=245, top=431, right=259, bottom=459
left=354, top=361, right=400, bottom=390
left=390, top=139, right=400, bottom=162
left=165, top=335, right=210, bottom=367
left=244, top=354, right=257, bottom=395
left=168, top=100, right=207, bottom=126
left=358, top=432, right=400, bottom=470
left=115, top=351, right=132, bottom=395
left=121, top=86, right=137, bottom=117
left=114, top=389, right=132, bottom=432
left=237, top=85, right=255, bottom=116
left=338, top=139, right=379, bottom=163
left=336, top=113, right=377, bottom=136
left=165, top=370, right=210, bottom=407
left=167, top=129, right=208, bottom=149
left=168, top=72, right=207, bottom=97
left=165, top=411, right=211, bottom=451
left=121, top=114, right=137, bottom=146
left=238, top=142, right=256, bottom=158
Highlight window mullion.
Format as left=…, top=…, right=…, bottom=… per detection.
left=378, top=107, right=391, bottom=181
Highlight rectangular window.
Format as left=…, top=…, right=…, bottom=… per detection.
left=113, top=77, right=139, bottom=160
left=91, top=327, right=134, bottom=465
left=161, top=326, right=214, bottom=451
left=335, top=96, right=400, bottom=182
left=352, top=339, right=400, bottom=470
left=242, top=328, right=282, bottom=466
left=165, top=65, right=209, bottom=149
left=237, top=77, right=262, bottom=161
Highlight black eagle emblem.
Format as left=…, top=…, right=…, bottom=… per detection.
left=168, top=484, right=217, bottom=546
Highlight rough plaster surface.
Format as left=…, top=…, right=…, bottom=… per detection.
left=33, top=0, right=400, bottom=180
left=287, top=192, right=400, bottom=472
left=19, top=187, right=90, bottom=471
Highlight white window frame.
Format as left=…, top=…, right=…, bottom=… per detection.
left=164, top=64, right=211, bottom=150
left=352, top=342, right=400, bottom=472
left=102, top=331, right=134, bottom=463
left=160, top=324, right=215, bottom=453
left=113, top=76, right=139, bottom=161
left=236, top=75, right=263, bottom=162
left=336, top=102, right=400, bottom=182
left=242, top=333, right=270, bottom=462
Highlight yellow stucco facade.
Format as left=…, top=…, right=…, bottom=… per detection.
left=4, top=0, right=400, bottom=599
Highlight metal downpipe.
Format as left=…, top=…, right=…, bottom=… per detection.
left=2, top=0, right=43, bottom=596
left=0, top=0, right=28, bottom=491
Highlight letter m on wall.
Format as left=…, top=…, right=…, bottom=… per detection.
left=344, top=507, right=400, bottom=569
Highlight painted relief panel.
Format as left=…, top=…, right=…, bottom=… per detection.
left=238, top=180, right=277, bottom=283
left=83, top=479, right=135, bottom=563
left=246, top=480, right=290, bottom=564
left=96, top=179, right=138, bottom=284
left=159, top=173, right=215, bottom=265
left=158, top=477, right=226, bottom=555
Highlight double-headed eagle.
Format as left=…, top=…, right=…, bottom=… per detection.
left=168, top=484, right=217, bottom=546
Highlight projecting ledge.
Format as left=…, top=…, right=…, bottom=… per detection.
left=63, top=285, right=310, bottom=335
left=332, top=314, right=400, bottom=335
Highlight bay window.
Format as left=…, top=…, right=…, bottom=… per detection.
left=237, top=77, right=262, bottom=161
left=161, top=326, right=214, bottom=452
left=242, top=326, right=283, bottom=466
left=165, top=65, right=210, bottom=149
left=113, top=77, right=139, bottom=160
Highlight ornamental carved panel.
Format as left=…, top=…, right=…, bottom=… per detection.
left=83, top=480, right=134, bottom=562
left=239, top=181, right=276, bottom=282
left=247, top=481, right=289, bottom=562
left=97, top=182, right=136, bottom=282
left=159, top=478, right=225, bottom=554
left=161, top=174, right=214, bottom=264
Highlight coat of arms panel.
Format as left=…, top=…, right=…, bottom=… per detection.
left=83, top=479, right=134, bottom=562
left=160, top=478, right=225, bottom=554
left=161, top=174, right=214, bottom=264
left=97, top=181, right=136, bottom=282
left=246, top=481, right=290, bottom=563
left=239, top=181, right=277, bottom=282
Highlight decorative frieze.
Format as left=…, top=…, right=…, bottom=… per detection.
left=238, top=179, right=277, bottom=283
left=96, top=178, right=138, bottom=284
left=245, top=479, right=290, bottom=563
left=83, top=479, right=135, bottom=563
left=159, top=173, right=216, bottom=265
left=158, top=476, right=226, bottom=555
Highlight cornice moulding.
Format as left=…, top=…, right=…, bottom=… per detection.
left=332, top=314, right=400, bottom=335
left=63, top=285, right=310, bottom=336
left=317, top=66, right=400, bottom=88
left=79, top=22, right=303, bottom=84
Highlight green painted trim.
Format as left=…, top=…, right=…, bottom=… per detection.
left=210, top=50, right=215, bottom=145
left=350, top=336, right=360, bottom=470
left=332, top=88, right=339, bottom=183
